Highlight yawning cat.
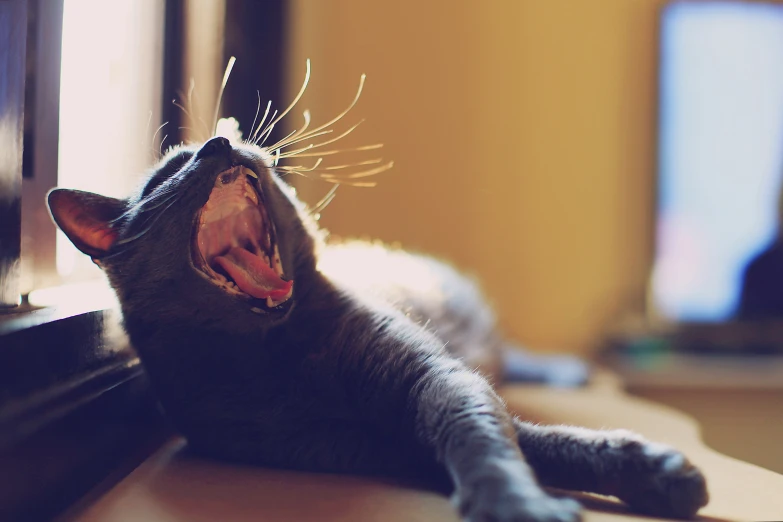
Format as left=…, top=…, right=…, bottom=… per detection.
left=46, top=71, right=708, bottom=522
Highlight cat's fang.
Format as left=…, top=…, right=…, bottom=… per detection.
left=265, top=284, right=293, bottom=308
left=242, top=166, right=259, bottom=179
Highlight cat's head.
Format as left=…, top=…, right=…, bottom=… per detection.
left=48, top=65, right=389, bottom=338
left=47, top=137, right=323, bottom=335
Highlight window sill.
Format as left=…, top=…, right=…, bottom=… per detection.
left=0, top=282, right=170, bottom=521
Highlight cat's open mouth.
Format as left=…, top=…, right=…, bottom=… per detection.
left=192, top=165, right=293, bottom=310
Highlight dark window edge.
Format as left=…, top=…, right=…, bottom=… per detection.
left=0, top=306, right=171, bottom=522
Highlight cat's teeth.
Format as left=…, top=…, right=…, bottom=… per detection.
left=250, top=307, right=264, bottom=314
left=244, top=184, right=259, bottom=205
left=273, top=245, right=284, bottom=277
left=264, top=284, right=293, bottom=309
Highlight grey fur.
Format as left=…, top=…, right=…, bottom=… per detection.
left=47, top=137, right=708, bottom=522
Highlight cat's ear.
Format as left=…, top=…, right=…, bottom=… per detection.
left=47, top=189, right=126, bottom=259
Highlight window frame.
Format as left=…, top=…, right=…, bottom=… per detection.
left=0, top=0, right=288, bottom=519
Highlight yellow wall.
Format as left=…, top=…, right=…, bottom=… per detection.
left=285, top=1, right=665, bottom=355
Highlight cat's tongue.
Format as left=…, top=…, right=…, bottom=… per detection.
left=214, top=247, right=293, bottom=300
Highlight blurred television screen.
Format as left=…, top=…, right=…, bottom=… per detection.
left=653, top=1, right=783, bottom=323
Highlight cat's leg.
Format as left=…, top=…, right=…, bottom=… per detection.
left=513, top=420, right=708, bottom=519
left=369, top=352, right=583, bottom=522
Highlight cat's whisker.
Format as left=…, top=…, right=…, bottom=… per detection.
left=256, top=125, right=273, bottom=147
left=177, top=82, right=200, bottom=140
left=255, top=109, right=278, bottom=145
left=275, top=120, right=365, bottom=159
left=107, top=190, right=181, bottom=229
left=212, top=56, right=236, bottom=136
left=151, top=121, right=169, bottom=159
left=186, top=79, right=210, bottom=142
left=259, top=59, right=311, bottom=138
left=112, top=228, right=150, bottom=248
left=321, top=158, right=383, bottom=171
left=151, top=121, right=168, bottom=146
left=159, top=134, right=168, bottom=159
left=112, top=199, right=174, bottom=249
left=261, top=126, right=277, bottom=147
left=320, top=178, right=377, bottom=188
left=246, top=90, right=262, bottom=145
left=269, top=129, right=333, bottom=152
left=287, top=73, right=367, bottom=145
left=174, top=88, right=209, bottom=144
left=137, top=192, right=180, bottom=214
left=310, top=184, right=339, bottom=216
left=250, top=100, right=272, bottom=143
left=173, top=100, right=194, bottom=122
left=275, top=123, right=346, bottom=150
left=318, top=161, right=394, bottom=179
left=293, top=109, right=313, bottom=139
left=283, top=143, right=384, bottom=159
left=267, top=110, right=319, bottom=150
left=276, top=169, right=308, bottom=178
left=276, top=158, right=324, bottom=172
left=277, top=144, right=313, bottom=159
left=282, top=168, right=373, bottom=187
left=270, top=128, right=301, bottom=152
left=260, top=68, right=368, bottom=160
left=275, top=123, right=344, bottom=149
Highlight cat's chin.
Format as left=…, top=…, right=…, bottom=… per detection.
left=191, top=164, right=294, bottom=315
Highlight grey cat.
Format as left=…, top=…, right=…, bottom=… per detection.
left=47, top=125, right=708, bottom=521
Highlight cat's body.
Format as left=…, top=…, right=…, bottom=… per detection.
left=321, top=241, right=506, bottom=382
left=48, top=134, right=709, bottom=522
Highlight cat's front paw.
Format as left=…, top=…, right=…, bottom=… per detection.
left=617, top=441, right=709, bottom=519
left=455, top=471, right=582, bottom=522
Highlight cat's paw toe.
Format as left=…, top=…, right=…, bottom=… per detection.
left=619, top=443, right=709, bottom=519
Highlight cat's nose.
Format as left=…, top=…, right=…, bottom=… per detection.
left=196, top=136, right=232, bottom=159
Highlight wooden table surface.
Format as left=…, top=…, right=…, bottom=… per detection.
left=72, top=371, right=783, bottom=522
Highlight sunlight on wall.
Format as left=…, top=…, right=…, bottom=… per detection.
left=287, top=0, right=665, bottom=354
left=182, top=0, right=225, bottom=144
left=56, top=0, right=163, bottom=280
